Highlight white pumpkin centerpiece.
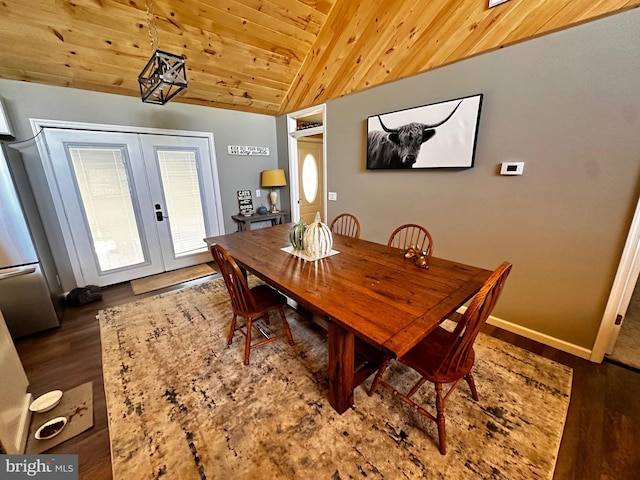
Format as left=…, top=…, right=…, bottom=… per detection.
left=304, top=212, right=333, bottom=258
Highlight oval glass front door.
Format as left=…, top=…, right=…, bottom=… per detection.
left=302, top=153, right=318, bottom=204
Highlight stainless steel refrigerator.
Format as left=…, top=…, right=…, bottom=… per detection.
left=0, top=143, right=60, bottom=338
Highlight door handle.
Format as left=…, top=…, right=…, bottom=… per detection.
left=155, top=204, right=167, bottom=221
left=0, top=266, right=36, bottom=281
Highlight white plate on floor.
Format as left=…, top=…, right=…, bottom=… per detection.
left=29, top=390, right=63, bottom=413
left=35, top=416, right=68, bottom=440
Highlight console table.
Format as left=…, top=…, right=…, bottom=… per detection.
left=231, top=211, right=288, bottom=232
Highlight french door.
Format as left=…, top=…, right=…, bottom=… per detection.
left=43, top=128, right=222, bottom=287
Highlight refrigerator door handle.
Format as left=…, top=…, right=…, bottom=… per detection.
left=0, top=266, right=36, bottom=281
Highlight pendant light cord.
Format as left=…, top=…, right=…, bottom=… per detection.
left=145, top=0, right=159, bottom=51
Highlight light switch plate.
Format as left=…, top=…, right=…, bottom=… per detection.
left=328, top=192, right=337, bottom=201
left=500, top=162, right=525, bottom=175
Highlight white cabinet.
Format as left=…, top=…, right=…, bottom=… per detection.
left=0, top=309, right=31, bottom=454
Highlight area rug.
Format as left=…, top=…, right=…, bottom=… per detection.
left=99, top=278, right=572, bottom=480
left=25, top=382, right=94, bottom=454
left=130, top=264, right=216, bottom=295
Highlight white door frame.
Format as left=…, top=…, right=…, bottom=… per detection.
left=286, top=105, right=326, bottom=223
left=31, top=118, right=224, bottom=286
left=591, top=193, right=640, bottom=362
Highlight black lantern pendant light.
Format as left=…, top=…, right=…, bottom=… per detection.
left=138, top=0, right=187, bottom=105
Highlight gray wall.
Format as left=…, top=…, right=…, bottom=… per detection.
left=0, top=80, right=280, bottom=291
left=275, top=115, right=291, bottom=212
left=318, top=8, right=640, bottom=350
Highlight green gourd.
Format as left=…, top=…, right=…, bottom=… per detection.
left=303, top=212, right=333, bottom=258
left=289, top=220, right=307, bottom=250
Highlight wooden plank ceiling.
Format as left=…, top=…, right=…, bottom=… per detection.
left=0, top=0, right=637, bottom=116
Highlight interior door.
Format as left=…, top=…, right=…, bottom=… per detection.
left=43, top=128, right=221, bottom=286
left=297, top=137, right=324, bottom=224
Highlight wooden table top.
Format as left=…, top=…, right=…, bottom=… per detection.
left=205, top=224, right=492, bottom=359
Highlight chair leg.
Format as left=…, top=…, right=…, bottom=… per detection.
left=368, top=355, right=392, bottom=396
left=278, top=307, right=295, bottom=346
left=244, top=318, right=253, bottom=366
left=465, top=372, right=479, bottom=401
left=227, top=314, right=238, bottom=346
left=407, top=377, right=428, bottom=397
left=435, top=383, right=447, bottom=455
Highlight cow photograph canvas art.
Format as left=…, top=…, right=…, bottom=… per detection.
left=366, top=93, right=483, bottom=169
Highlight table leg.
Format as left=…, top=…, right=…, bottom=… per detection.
left=327, top=321, right=355, bottom=414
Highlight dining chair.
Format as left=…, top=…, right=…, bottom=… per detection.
left=367, top=261, right=512, bottom=454
left=387, top=224, right=434, bottom=256
left=330, top=213, right=361, bottom=238
left=210, top=244, right=295, bottom=365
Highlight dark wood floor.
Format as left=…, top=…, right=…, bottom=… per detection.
left=14, top=279, right=640, bottom=480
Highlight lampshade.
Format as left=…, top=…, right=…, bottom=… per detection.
left=261, top=169, right=287, bottom=188
left=138, top=50, right=188, bottom=105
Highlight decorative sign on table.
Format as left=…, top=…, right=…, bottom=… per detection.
left=237, top=190, right=254, bottom=215
left=228, top=145, right=270, bottom=156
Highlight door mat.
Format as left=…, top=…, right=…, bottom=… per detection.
left=25, top=382, right=94, bottom=454
left=130, top=264, right=217, bottom=295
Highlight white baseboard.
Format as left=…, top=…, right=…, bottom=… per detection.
left=487, top=316, right=592, bottom=360
left=458, top=307, right=594, bottom=361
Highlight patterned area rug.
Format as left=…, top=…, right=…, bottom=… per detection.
left=99, top=278, right=572, bottom=480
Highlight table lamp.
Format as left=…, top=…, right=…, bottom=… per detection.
left=261, top=169, right=287, bottom=213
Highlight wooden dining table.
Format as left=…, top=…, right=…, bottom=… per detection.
left=204, top=224, right=492, bottom=414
